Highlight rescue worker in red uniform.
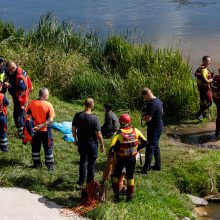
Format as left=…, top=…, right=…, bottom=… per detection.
left=195, top=56, right=213, bottom=121
left=211, top=68, right=220, bottom=137
left=108, top=114, right=147, bottom=202
left=5, top=61, right=33, bottom=138
left=25, top=88, right=55, bottom=171
left=0, top=81, right=9, bottom=152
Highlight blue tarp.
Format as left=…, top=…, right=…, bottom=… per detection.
left=52, top=121, right=74, bottom=142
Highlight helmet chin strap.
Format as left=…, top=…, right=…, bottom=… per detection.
left=120, top=123, right=130, bottom=128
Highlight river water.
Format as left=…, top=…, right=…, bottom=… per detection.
left=1, top=0, right=220, bottom=70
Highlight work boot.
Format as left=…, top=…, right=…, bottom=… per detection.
left=125, top=196, right=133, bottom=202
left=47, top=164, right=54, bottom=171
left=150, top=166, right=161, bottom=171
left=113, top=194, right=120, bottom=203
left=33, top=161, right=42, bottom=168
left=76, top=180, right=83, bottom=186
left=195, top=112, right=203, bottom=122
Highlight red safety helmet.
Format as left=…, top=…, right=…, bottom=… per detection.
left=119, top=113, right=131, bottom=124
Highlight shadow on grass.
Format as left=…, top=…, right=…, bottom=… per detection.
left=10, top=175, right=40, bottom=189
left=47, top=177, right=79, bottom=192
left=49, top=195, right=82, bottom=207
left=38, top=195, right=82, bottom=208
left=0, top=157, right=27, bottom=168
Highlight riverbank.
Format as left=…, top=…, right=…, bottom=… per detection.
left=1, top=88, right=220, bottom=220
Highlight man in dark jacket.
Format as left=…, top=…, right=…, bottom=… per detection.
left=101, top=103, right=119, bottom=138
left=141, top=87, right=163, bottom=174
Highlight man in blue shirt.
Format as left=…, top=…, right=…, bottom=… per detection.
left=141, top=88, right=163, bottom=174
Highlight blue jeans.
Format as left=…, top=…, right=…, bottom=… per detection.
left=78, top=140, right=98, bottom=184
left=144, top=126, right=163, bottom=170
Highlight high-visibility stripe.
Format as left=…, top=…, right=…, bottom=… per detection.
left=127, top=178, right=134, bottom=186
left=45, top=154, right=53, bottom=158
left=32, top=156, right=40, bottom=160
left=45, top=158, right=54, bottom=162
left=0, top=138, right=7, bottom=141
left=32, top=152, right=40, bottom=156
left=0, top=142, right=8, bottom=146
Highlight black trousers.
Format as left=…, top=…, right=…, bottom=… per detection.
left=78, top=140, right=98, bottom=184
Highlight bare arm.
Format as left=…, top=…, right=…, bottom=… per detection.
left=95, top=130, right=104, bottom=153
left=32, top=118, right=53, bottom=132
left=72, top=126, right=78, bottom=146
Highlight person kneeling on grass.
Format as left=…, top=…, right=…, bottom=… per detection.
left=108, top=113, right=147, bottom=202
left=101, top=103, right=119, bottom=139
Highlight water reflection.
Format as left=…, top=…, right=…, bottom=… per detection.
left=0, top=0, right=220, bottom=68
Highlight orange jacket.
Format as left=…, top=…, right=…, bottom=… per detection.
left=16, top=67, right=33, bottom=108
left=0, top=93, right=7, bottom=115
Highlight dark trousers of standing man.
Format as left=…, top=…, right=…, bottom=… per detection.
left=143, top=126, right=163, bottom=172
left=31, top=128, right=54, bottom=169
left=77, top=140, right=98, bottom=185
left=197, top=86, right=212, bottom=116
left=13, top=103, right=25, bottom=137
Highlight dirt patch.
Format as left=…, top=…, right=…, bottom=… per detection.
left=165, top=122, right=220, bottom=150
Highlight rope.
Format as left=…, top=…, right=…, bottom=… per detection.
left=59, top=180, right=105, bottom=217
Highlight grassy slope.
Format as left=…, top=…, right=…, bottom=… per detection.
left=1, top=84, right=220, bottom=220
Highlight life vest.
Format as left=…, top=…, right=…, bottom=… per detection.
left=117, top=128, right=139, bottom=157
left=0, top=93, right=7, bottom=115
left=211, top=75, right=220, bottom=99
left=195, top=65, right=213, bottom=87
left=15, top=67, right=33, bottom=108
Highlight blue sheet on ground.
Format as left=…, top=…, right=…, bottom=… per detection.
left=52, top=121, right=74, bottom=142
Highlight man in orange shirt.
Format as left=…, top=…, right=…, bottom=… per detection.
left=26, top=87, right=55, bottom=171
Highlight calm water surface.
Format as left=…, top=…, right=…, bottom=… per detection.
left=1, top=0, right=220, bottom=69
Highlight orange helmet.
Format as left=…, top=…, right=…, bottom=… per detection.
left=119, top=114, right=131, bottom=124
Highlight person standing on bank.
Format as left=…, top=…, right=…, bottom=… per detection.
left=25, top=88, right=55, bottom=171
left=101, top=103, right=119, bottom=138
left=5, top=61, right=33, bottom=138
left=194, top=56, right=213, bottom=121
left=141, top=88, right=163, bottom=174
left=72, top=98, right=104, bottom=186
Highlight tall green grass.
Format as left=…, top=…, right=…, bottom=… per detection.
left=0, top=12, right=198, bottom=123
